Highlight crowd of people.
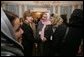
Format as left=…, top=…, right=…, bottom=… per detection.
left=1, top=7, right=83, bottom=56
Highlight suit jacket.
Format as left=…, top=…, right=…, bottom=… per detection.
left=21, top=23, right=35, bottom=44
left=21, top=22, right=35, bottom=56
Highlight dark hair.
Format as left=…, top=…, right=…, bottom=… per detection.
left=23, top=10, right=32, bottom=20
left=69, top=9, right=83, bottom=27
left=4, top=10, right=19, bottom=26
left=61, top=14, right=67, bottom=24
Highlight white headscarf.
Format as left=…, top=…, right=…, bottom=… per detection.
left=1, top=8, right=23, bottom=48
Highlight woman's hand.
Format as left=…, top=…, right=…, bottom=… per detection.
left=41, top=37, right=47, bottom=42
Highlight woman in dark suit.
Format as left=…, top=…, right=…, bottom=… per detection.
left=49, top=16, right=67, bottom=56
left=21, top=11, right=35, bottom=56
left=50, top=9, right=83, bottom=56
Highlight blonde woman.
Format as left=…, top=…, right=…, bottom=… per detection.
left=50, top=15, right=63, bottom=27
left=48, top=15, right=68, bottom=56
